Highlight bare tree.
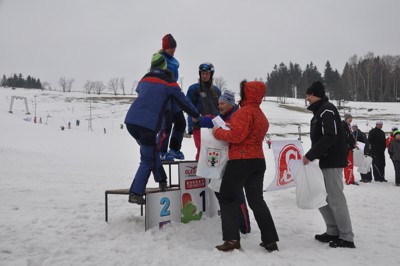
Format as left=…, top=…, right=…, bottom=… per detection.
left=108, top=77, right=119, bottom=95
left=131, top=80, right=138, bottom=95
left=66, top=78, right=75, bottom=92
left=41, top=81, right=51, bottom=91
left=59, top=77, right=75, bottom=92
left=214, top=76, right=227, bottom=90
left=119, top=78, right=125, bottom=95
left=84, top=80, right=95, bottom=94
left=93, top=81, right=106, bottom=95
left=58, top=77, right=67, bottom=92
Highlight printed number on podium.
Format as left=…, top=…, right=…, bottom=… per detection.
left=160, top=197, right=170, bottom=217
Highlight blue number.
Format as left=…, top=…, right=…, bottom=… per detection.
left=160, top=197, right=170, bottom=217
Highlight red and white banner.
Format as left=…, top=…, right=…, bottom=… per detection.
left=265, top=140, right=304, bottom=192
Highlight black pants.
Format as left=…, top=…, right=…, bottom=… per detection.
left=372, top=154, right=386, bottom=181
left=394, top=160, right=400, bottom=184
left=219, top=159, right=279, bottom=244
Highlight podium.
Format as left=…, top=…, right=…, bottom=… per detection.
left=104, top=161, right=219, bottom=230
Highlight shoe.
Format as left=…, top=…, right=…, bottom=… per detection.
left=382, top=179, right=388, bottom=182
left=215, top=240, right=240, bottom=252
left=260, top=242, right=279, bottom=252
left=168, top=148, right=185, bottom=160
left=395, top=183, right=400, bottom=186
left=315, top=233, right=339, bottom=243
left=329, top=238, right=356, bottom=248
left=128, top=193, right=145, bottom=205
left=352, top=182, right=359, bottom=186
left=159, top=181, right=167, bottom=191
left=160, top=152, right=174, bottom=161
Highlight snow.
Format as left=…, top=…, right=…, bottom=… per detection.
left=1, top=87, right=400, bottom=266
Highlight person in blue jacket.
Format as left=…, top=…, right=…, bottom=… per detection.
left=156, top=34, right=187, bottom=161
left=196, top=90, right=251, bottom=234
left=186, top=63, right=221, bottom=160
left=124, top=53, right=200, bottom=204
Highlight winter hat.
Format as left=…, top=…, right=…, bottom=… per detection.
left=162, top=34, right=177, bottom=50
left=306, top=81, right=325, bottom=98
left=219, top=90, right=236, bottom=106
left=352, top=124, right=358, bottom=128
left=376, top=120, right=383, bottom=125
left=151, top=53, right=167, bottom=70
left=392, top=126, right=398, bottom=131
left=394, top=130, right=400, bottom=137
left=344, top=113, right=352, bottom=121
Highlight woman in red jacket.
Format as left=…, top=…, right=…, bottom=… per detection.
left=213, top=80, right=279, bottom=252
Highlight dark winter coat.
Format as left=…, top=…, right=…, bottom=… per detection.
left=389, top=139, right=400, bottom=161
left=124, top=69, right=199, bottom=132
left=186, top=82, right=221, bottom=133
left=305, top=96, right=348, bottom=169
left=368, top=127, right=386, bottom=157
left=352, top=128, right=370, bottom=155
left=214, top=81, right=268, bottom=160
left=342, top=120, right=356, bottom=150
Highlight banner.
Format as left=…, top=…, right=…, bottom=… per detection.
left=266, top=140, right=304, bottom=191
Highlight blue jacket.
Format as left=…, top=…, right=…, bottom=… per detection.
left=186, top=82, right=221, bottom=133
left=125, top=69, right=199, bottom=132
left=162, top=51, right=180, bottom=113
left=161, top=51, right=179, bottom=82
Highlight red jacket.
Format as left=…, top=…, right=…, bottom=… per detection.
left=214, top=81, right=268, bottom=160
left=386, top=134, right=395, bottom=148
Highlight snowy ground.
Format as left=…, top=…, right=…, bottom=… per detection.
left=1, top=87, right=400, bottom=266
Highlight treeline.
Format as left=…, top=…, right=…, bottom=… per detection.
left=266, top=52, right=400, bottom=102
left=1, top=73, right=42, bottom=89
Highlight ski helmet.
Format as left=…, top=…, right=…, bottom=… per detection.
left=198, top=62, right=215, bottom=78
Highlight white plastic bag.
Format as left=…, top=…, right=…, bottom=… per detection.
left=196, top=128, right=229, bottom=180
left=353, top=148, right=365, bottom=167
left=289, top=160, right=327, bottom=209
left=357, top=155, right=372, bottom=174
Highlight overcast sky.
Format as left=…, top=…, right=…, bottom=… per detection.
left=0, top=0, right=399, bottom=93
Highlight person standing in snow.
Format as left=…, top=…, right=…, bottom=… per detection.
left=388, top=130, right=400, bottom=186
left=351, top=124, right=372, bottom=182
left=195, top=90, right=251, bottom=235
left=186, top=62, right=221, bottom=160
left=342, top=113, right=358, bottom=185
left=156, top=34, right=187, bottom=161
left=124, top=53, right=200, bottom=204
left=368, top=121, right=387, bottom=182
left=303, top=81, right=355, bottom=249
left=213, top=80, right=279, bottom=252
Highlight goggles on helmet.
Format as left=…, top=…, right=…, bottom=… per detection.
left=199, top=63, right=214, bottom=73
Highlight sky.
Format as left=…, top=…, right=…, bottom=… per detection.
left=1, top=0, right=400, bottom=93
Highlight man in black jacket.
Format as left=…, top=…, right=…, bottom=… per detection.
left=352, top=124, right=372, bottom=182
left=303, top=81, right=355, bottom=249
left=368, top=121, right=387, bottom=182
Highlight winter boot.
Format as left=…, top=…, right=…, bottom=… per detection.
left=259, top=242, right=279, bottom=252
left=215, top=240, right=240, bottom=252
left=315, top=233, right=339, bottom=243
left=128, top=193, right=145, bottom=205
left=329, top=238, right=356, bottom=248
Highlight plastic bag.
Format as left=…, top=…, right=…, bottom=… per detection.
left=289, top=160, right=327, bottom=209
left=356, top=155, right=372, bottom=174
left=196, top=128, right=229, bottom=179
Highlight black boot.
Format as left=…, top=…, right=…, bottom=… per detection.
left=329, top=238, right=356, bottom=248
left=128, top=193, right=145, bottom=205
left=315, top=233, right=339, bottom=243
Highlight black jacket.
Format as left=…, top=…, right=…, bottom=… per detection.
left=305, top=96, right=347, bottom=169
left=352, top=129, right=370, bottom=155
left=368, top=127, right=386, bottom=156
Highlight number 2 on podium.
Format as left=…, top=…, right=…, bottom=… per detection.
left=160, top=197, right=170, bottom=217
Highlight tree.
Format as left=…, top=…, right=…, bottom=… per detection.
left=93, top=81, right=106, bottom=95
left=119, top=78, right=125, bottom=95
left=108, top=77, right=119, bottom=95
left=214, top=77, right=227, bottom=91
left=59, top=77, right=75, bottom=92
left=84, top=80, right=95, bottom=94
